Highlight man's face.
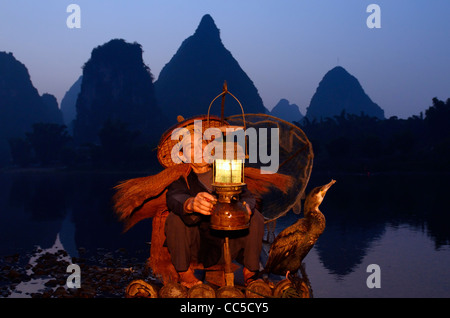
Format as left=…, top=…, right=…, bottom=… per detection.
left=179, top=134, right=210, bottom=168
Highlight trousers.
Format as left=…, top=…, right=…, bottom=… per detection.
left=164, top=209, right=265, bottom=272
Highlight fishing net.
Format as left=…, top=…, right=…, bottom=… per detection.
left=225, top=113, right=314, bottom=221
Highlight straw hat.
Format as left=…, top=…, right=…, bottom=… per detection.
left=157, top=114, right=227, bottom=168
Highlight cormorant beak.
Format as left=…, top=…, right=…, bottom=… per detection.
left=319, top=179, right=336, bottom=198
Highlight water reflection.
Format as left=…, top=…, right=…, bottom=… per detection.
left=281, top=172, right=450, bottom=277
left=0, top=170, right=153, bottom=262
left=0, top=170, right=449, bottom=287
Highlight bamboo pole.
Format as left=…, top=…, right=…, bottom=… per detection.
left=223, top=237, right=234, bottom=286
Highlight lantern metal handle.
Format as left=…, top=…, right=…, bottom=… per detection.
left=207, top=81, right=246, bottom=132
left=207, top=81, right=248, bottom=159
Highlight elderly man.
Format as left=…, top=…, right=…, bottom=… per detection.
left=164, top=132, right=264, bottom=288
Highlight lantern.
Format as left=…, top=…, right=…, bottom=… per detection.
left=206, top=82, right=249, bottom=231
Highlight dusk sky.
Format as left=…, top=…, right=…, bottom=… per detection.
left=1, top=0, right=449, bottom=119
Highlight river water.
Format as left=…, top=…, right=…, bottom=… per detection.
left=0, top=169, right=449, bottom=297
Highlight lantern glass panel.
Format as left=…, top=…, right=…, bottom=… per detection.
left=214, top=159, right=243, bottom=184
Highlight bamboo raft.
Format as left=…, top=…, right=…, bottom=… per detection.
left=125, top=277, right=311, bottom=298
left=125, top=242, right=312, bottom=299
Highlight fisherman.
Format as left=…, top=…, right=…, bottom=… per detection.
left=164, top=129, right=264, bottom=288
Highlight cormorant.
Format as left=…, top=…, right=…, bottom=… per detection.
left=263, top=180, right=336, bottom=276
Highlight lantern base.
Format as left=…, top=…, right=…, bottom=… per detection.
left=210, top=183, right=250, bottom=231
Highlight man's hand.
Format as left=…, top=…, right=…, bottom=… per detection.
left=186, top=192, right=217, bottom=215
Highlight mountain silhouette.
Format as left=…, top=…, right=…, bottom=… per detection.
left=41, top=93, right=64, bottom=125
left=306, top=66, right=384, bottom=120
left=73, top=39, right=168, bottom=145
left=0, top=52, right=63, bottom=164
left=61, top=75, right=82, bottom=134
left=154, top=14, right=267, bottom=124
left=270, top=98, right=303, bottom=123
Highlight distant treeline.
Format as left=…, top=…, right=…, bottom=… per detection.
left=297, top=97, right=450, bottom=173
left=7, top=97, right=450, bottom=173
left=8, top=119, right=160, bottom=171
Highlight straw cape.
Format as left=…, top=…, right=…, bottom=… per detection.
left=112, top=115, right=304, bottom=284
